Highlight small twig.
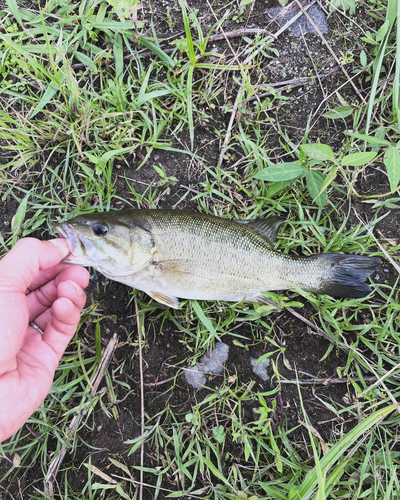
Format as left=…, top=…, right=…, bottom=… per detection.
left=281, top=375, right=378, bottom=385
left=44, top=334, right=118, bottom=496
left=128, top=375, right=178, bottom=388
left=219, top=86, right=245, bottom=162
left=134, top=299, right=145, bottom=500
left=207, top=27, right=272, bottom=42
left=358, top=363, right=400, bottom=397
left=246, top=67, right=339, bottom=102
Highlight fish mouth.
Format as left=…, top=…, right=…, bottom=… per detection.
left=55, top=223, right=88, bottom=262
left=56, top=223, right=76, bottom=252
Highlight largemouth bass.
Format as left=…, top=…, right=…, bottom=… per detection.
left=56, top=209, right=380, bottom=308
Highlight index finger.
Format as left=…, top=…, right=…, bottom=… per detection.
left=0, top=238, right=69, bottom=293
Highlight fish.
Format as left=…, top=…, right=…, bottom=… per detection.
left=55, top=209, right=381, bottom=309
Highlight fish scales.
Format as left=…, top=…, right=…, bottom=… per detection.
left=140, top=212, right=323, bottom=299
left=56, top=209, right=380, bottom=308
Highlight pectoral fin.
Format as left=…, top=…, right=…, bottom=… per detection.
left=146, top=291, right=180, bottom=309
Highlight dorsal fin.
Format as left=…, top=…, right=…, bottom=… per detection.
left=239, top=216, right=284, bottom=246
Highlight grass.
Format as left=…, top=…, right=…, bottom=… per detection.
left=0, top=0, right=400, bottom=499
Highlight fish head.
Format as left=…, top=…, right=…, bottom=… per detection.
left=55, top=212, right=155, bottom=277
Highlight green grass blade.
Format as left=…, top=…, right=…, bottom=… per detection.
left=191, top=300, right=220, bottom=341
left=137, top=37, right=175, bottom=68
left=75, top=51, right=98, bottom=72
left=186, top=65, right=194, bottom=148
left=298, top=404, right=397, bottom=499
left=394, top=0, right=400, bottom=122
left=365, top=0, right=397, bottom=134
left=5, top=0, right=22, bottom=24
left=179, top=0, right=196, bottom=65
left=30, top=81, right=59, bottom=118
left=113, top=33, right=124, bottom=80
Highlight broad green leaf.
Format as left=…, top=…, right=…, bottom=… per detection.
left=301, top=143, right=334, bottom=161
left=306, top=171, right=327, bottom=207
left=258, top=483, right=288, bottom=500
left=240, top=0, right=255, bottom=4
left=266, top=179, right=293, bottom=197
left=179, top=0, right=195, bottom=65
left=254, top=162, right=304, bottom=182
left=316, top=166, right=338, bottom=197
left=115, top=485, right=131, bottom=500
left=384, top=146, right=400, bottom=191
left=202, top=457, right=231, bottom=487
left=186, top=65, right=194, bottom=148
left=360, top=50, right=367, bottom=67
left=77, top=161, right=95, bottom=180
left=346, top=132, right=391, bottom=146
left=341, top=151, right=377, bottom=166
left=84, top=152, right=99, bottom=164
left=376, top=20, right=389, bottom=42
left=366, top=2, right=397, bottom=135
left=323, top=106, right=353, bottom=119
left=167, top=492, right=190, bottom=498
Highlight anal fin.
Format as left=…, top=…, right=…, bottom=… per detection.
left=146, top=291, right=180, bottom=309
left=246, top=292, right=280, bottom=308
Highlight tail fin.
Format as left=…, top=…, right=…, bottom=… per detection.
left=309, top=254, right=381, bottom=298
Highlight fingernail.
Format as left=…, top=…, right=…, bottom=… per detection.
left=67, top=280, right=83, bottom=295
left=61, top=297, right=75, bottom=310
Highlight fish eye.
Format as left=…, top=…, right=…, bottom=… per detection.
left=92, top=223, right=108, bottom=236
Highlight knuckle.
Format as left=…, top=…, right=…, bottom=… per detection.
left=14, top=237, right=41, bottom=252
left=34, top=286, right=54, bottom=307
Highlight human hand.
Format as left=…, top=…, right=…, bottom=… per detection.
left=0, top=238, right=89, bottom=443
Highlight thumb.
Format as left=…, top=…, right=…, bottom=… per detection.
left=0, top=238, right=69, bottom=293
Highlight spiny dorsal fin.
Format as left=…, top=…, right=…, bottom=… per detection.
left=146, top=291, right=180, bottom=309
left=239, top=216, right=285, bottom=247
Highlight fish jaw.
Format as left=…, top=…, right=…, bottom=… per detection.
left=55, top=223, right=94, bottom=265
